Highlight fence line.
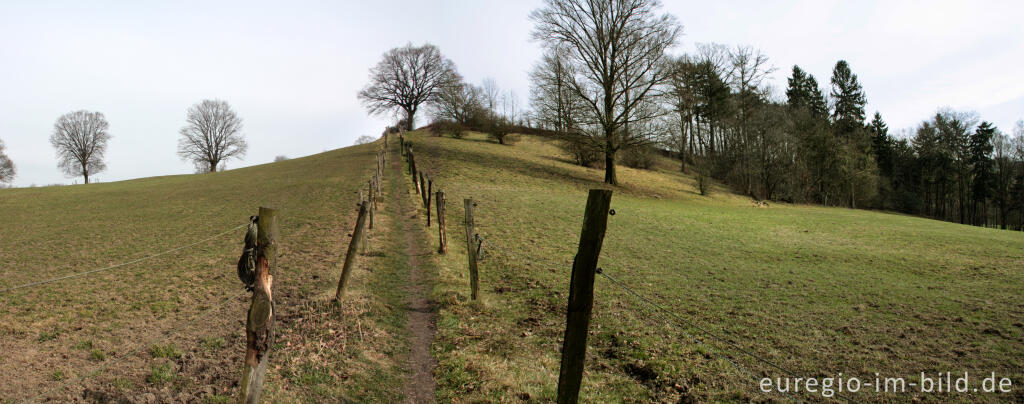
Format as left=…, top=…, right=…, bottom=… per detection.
left=0, top=223, right=248, bottom=295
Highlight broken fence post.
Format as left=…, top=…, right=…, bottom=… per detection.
left=239, top=206, right=278, bottom=404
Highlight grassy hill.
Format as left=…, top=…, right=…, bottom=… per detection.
left=0, top=142, right=411, bottom=402
left=401, top=130, right=1024, bottom=403
left=1, top=129, right=1022, bottom=403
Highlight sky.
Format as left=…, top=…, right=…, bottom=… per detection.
left=1, top=0, right=1022, bottom=187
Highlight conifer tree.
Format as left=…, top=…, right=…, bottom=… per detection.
left=969, top=122, right=996, bottom=225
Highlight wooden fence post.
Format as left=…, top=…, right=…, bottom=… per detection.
left=437, top=191, right=447, bottom=254
left=239, top=206, right=278, bottom=404
left=334, top=201, right=369, bottom=301
left=368, top=180, right=375, bottom=230
left=464, top=199, right=479, bottom=300
left=412, top=167, right=419, bottom=195
left=409, top=147, right=417, bottom=176
left=556, top=189, right=613, bottom=404
left=419, top=172, right=427, bottom=208
left=426, top=176, right=433, bottom=227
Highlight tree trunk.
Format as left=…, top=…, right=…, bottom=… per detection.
left=405, top=107, right=416, bottom=131
left=604, top=150, right=617, bottom=185
left=679, top=112, right=687, bottom=173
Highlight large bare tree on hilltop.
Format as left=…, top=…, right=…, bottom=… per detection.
left=358, top=43, right=458, bottom=131
left=50, top=110, right=111, bottom=184
left=178, top=99, right=247, bottom=173
left=531, top=0, right=681, bottom=185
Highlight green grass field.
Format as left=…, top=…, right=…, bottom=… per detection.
left=403, top=130, right=1024, bottom=403
left=2, top=129, right=1022, bottom=403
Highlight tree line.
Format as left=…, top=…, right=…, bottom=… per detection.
left=354, top=0, right=1024, bottom=231
left=0, top=99, right=249, bottom=186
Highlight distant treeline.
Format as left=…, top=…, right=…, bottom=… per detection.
left=356, top=0, right=1024, bottom=231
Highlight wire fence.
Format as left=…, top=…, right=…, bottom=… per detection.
left=0, top=221, right=248, bottom=402
left=0, top=223, right=247, bottom=295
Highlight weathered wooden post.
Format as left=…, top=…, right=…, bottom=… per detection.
left=464, top=199, right=479, bottom=300
left=419, top=172, right=428, bottom=208
left=409, top=146, right=417, bottom=176
left=426, top=176, right=433, bottom=227
left=334, top=201, right=369, bottom=301
left=411, top=167, right=419, bottom=195
left=400, top=134, right=405, bottom=157
left=368, top=180, right=375, bottom=230
left=436, top=191, right=447, bottom=254
left=239, top=206, right=278, bottom=404
left=556, top=189, right=613, bottom=404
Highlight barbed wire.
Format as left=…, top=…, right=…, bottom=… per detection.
left=0, top=223, right=247, bottom=295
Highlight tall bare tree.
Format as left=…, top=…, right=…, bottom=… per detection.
left=50, top=110, right=111, bottom=184
left=481, top=77, right=501, bottom=115
left=0, top=138, right=15, bottom=185
left=432, top=78, right=484, bottom=124
left=358, top=43, right=458, bottom=131
left=531, top=0, right=681, bottom=185
left=530, top=48, right=578, bottom=133
left=728, top=45, right=776, bottom=195
left=177, top=99, right=247, bottom=173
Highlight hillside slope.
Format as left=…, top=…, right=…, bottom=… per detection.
left=404, top=130, right=1024, bottom=403
left=0, top=142, right=410, bottom=402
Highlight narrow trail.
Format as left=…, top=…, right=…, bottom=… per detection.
left=391, top=147, right=439, bottom=403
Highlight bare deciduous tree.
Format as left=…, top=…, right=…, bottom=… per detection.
left=432, top=79, right=484, bottom=124
left=177, top=99, right=247, bottom=173
left=0, top=138, right=15, bottom=185
left=530, top=48, right=578, bottom=133
left=358, top=43, right=458, bottom=131
left=531, top=0, right=681, bottom=185
left=481, top=77, right=500, bottom=115
left=49, top=110, right=111, bottom=184
left=274, top=155, right=289, bottom=162
left=354, top=135, right=375, bottom=145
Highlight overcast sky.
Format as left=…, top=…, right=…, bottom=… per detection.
left=1, top=0, right=1022, bottom=187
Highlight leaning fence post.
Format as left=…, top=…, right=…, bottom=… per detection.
left=437, top=191, right=447, bottom=254
left=334, top=201, right=369, bottom=301
left=556, top=189, right=613, bottom=404
left=426, top=176, right=433, bottom=227
left=239, top=206, right=278, bottom=404
left=464, top=199, right=479, bottom=300
left=419, top=172, right=427, bottom=208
